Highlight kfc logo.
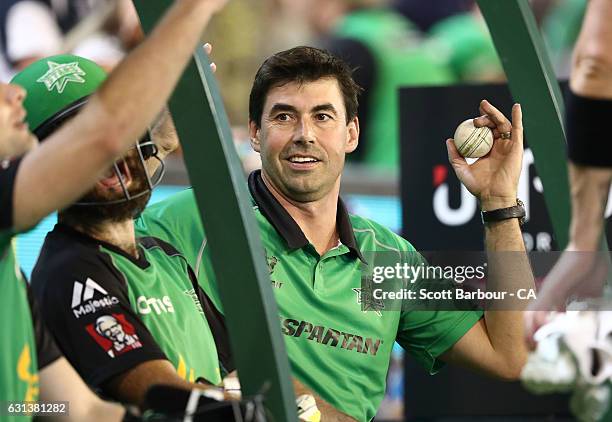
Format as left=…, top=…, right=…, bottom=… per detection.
left=86, top=314, right=142, bottom=358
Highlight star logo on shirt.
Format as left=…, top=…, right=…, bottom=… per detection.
left=265, top=250, right=278, bottom=274
left=37, top=61, right=87, bottom=93
left=353, top=277, right=384, bottom=317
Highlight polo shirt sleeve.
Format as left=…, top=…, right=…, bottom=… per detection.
left=33, top=251, right=168, bottom=390
left=395, top=249, right=483, bottom=374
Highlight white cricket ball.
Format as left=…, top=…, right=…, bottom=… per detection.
left=453, top=119, right=494, bottom=158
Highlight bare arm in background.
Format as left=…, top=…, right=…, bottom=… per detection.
left=524, top=0, right=612, bottom=346
left=39, top=358, right=126, bottom=421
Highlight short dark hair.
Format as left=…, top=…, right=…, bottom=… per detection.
left=249, top=46, right=361, bottom=127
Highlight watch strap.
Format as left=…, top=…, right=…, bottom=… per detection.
left=481, top=199, right=526, bottom=225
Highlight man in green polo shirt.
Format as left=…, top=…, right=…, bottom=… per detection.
left=137, top=46, right=535, bottom=421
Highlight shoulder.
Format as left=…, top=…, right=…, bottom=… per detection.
left=137, top=189, right=200, bottom=237
left=140, top=188, right=197, bottom=220
left=349, top=213, right=418, bottom=253
left=139, top=235, right=185, bottom=259
left=31, top=228, right=126, bottom=304
left=33, top=228, right=106, bottom=275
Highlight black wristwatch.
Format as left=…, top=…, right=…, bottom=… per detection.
left=481, top=198, right=526, bottom=226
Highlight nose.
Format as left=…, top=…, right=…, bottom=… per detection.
left=4, top=84, right=26, bottom=105
left=293, top=118, right=315, bottom=144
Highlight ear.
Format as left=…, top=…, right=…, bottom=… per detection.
left=345, top=116, right=359, bottom=154
left=248, top=120, right=261, bottom=153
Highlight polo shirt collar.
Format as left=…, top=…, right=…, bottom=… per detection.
left=248, top=170, right=366, bottom=263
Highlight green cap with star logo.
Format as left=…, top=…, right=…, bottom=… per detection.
left=11, top=54, right=107, bottom=134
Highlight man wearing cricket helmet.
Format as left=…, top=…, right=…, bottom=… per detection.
left=20, top=53, right=232, bottom=407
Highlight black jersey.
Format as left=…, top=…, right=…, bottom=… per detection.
left=31, top=224, right=232, bottom=392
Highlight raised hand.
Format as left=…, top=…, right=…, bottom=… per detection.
left=446, top=100, right=523, bottom=211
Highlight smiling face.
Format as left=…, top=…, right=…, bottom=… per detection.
left=58, top=147, right=153, bottom=227
left=97, top=317, right=125, bottom=343
left=249, top=77, right=359, bottom=203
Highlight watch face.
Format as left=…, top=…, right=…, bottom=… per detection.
left=518, top=211, right=526, bottom=226
left=516, top=198, right=526, bottom=226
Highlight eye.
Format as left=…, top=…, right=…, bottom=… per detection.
left=315, top=113, right=332, bottom=122
left=275, top=113, right=292, bottom=122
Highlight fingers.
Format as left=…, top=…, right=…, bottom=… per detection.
left=478, top=99, right=512, bottom=134
left=203, top=42, right=212, bottom=55
left=446, top=139, right=467, bottom=168
left=473, top=114, right=495, bottom=129
left=473, top=116, right=504, bottom=139
left=524, top=312, right=537, bottom=351
left=511, top=103, right=523, bottom=146
left=524, top=310, right=545, bottom=350
left=202, top=43, right=216, bottom=73
left=475, top=100, right=522, bottom=148
left=474, top=115, right=501, bottom=139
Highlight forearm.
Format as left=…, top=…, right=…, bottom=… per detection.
left=483, top=216, right=534, bottom=374
left=568, top=164, right=611, bottom=250
left=105, top=359, right=218, bottom=407
left=39, top=358, right=126, bottom=422
left=292, top=378, right=356, bottom=421
left=70, top=396, right=126, bottom=422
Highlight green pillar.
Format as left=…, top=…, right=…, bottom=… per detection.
left=477, top=0, right=571, bottom=248
left=133, top=2, right=297, bottom=421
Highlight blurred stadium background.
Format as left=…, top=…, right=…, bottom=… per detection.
left=1, top=0, right=591, bottom=420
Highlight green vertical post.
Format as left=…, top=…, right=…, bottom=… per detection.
left=133, top=2, right=297, bottom=421
left=477, top=0, right=571, bottom=248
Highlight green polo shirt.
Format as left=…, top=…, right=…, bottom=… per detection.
left=136, top=171, right=483, bottom=421
left=0, top=235, right=39, bottom=421
left=1, top=159, right=47, bottom=421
